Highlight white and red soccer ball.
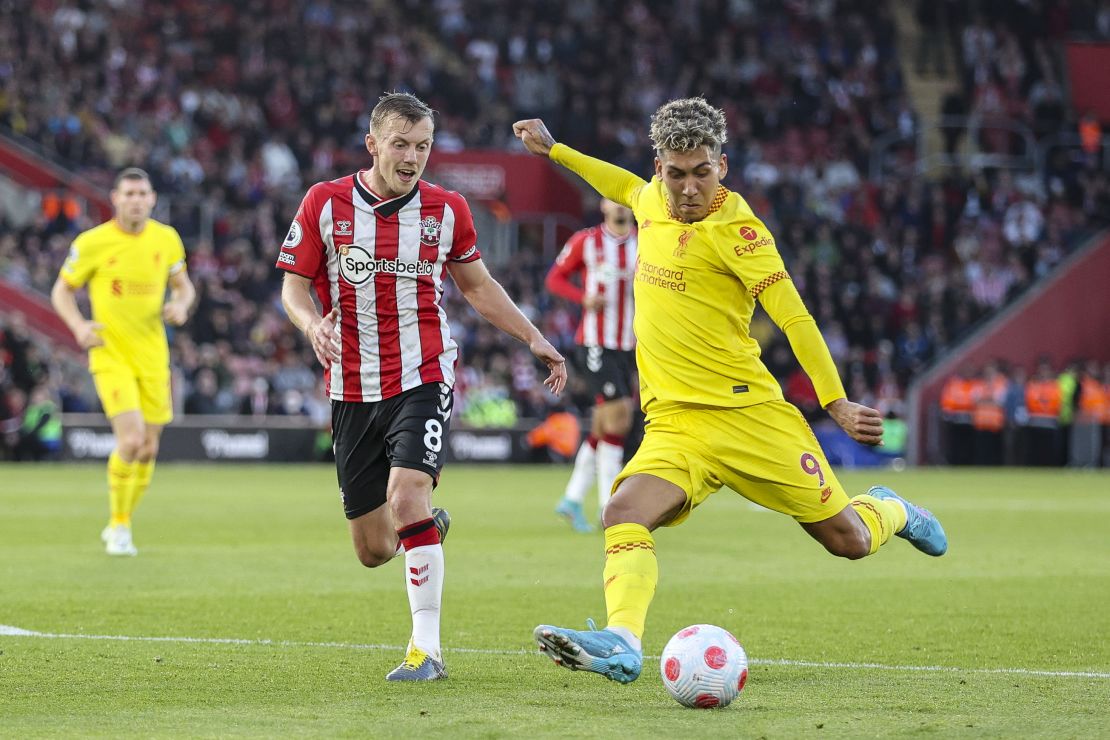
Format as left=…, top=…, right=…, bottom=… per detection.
left=660, top=624, right=749, bottom=708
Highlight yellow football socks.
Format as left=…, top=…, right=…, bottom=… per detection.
left=850, top=493, right=908, bottom=555
left=131, top=460, right=155, bottom=514
left=602, top=523, right=658, bottom=639
left=107, top=450, right=136, bottom=527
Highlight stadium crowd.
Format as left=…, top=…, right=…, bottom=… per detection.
left=1, top=0, right=1108, bottom=462
left=939, top=358, right=1110, bottom=468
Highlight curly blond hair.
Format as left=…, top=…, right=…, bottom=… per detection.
left=648, top=97, right=727, bottom=156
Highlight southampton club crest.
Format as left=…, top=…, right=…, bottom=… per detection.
left=419, top=216, right=442, bottom=246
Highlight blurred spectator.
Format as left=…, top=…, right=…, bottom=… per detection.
left=1070, top=359, right=1107, bottom=468
left=527, top=409, right=582, bottom=462
left=239, top=377, right=275, bottom=416
left=971, top=361, right=1008, bottom=465
left=1058, top=359, right=1080, bottom=463
left=1003, top=363, right=1029, bottom=465
left=1024, top=357, right=1062, bottom=466
left=940, top=365, right=977, bottom=465
left=14, top=384, right=62, bottom=461
left=184, top=368, right=224, bottom=415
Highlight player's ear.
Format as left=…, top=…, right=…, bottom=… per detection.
left=718, top=153, right=728, bottom=180
left=654, top=157, right=662, bottom=179
left=365, top=133, right=377, bottom=157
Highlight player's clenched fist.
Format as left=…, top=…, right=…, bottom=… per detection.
left=513, top=119, right=556, bottom=157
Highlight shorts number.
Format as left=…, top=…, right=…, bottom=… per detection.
left=800, top=452, right=825, bottom=486
left=587, top=346, right=603, bottom=372
left=424, top=419, right=443, bottom=453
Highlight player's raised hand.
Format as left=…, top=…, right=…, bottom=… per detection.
left=529, top=336, right=567, bottom=395
left=307, top=307, right=341, bottom=369
left=74, top=320, right=105, bottom=349
left=513, top=119, right=556, bottom=157
left=826, top=398, right=884, bottom=446
left=163, top=300, right=189, bottom=326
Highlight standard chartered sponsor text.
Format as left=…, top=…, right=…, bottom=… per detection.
left=637, top=260, right=687, bottom=292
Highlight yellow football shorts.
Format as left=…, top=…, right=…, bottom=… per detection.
left=93, top=366, right=173, bottom=425
left=614, top=399, right=850, bottom=525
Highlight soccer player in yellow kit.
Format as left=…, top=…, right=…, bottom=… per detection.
left=51, top=168, right=196, bottom=557
left=514, top=98, right=947, bottom=684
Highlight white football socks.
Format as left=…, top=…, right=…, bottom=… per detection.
left=606, top=625, right=641, bottom=652
left=563, top=439, right=596, bottom=504
left=596, top=440, right=624, bottom=509
left=404, top=543, right=444, bottom=659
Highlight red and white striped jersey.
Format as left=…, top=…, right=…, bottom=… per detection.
left=545, top=225, right=636, bottom=350
left=276, top=172, right=481, bottom=402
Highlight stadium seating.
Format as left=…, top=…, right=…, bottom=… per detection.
left=0, top=0, right=1107, bottom=455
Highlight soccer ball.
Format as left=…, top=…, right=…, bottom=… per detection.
left=659, top=624, right=749, bottom=708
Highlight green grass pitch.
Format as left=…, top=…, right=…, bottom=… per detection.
left=1, top=463, right=1108, bottom=737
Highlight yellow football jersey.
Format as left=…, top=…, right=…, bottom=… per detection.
left=627, top=178, right=789, bottom=416
left=60, top=219, right=185, bottom=375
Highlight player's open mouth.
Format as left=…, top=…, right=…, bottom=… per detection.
left=397, top=169, right=416, bottom=182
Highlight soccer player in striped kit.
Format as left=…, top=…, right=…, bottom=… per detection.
left=278, top=93, right=567, bottom=681
left=545, top=200, right=637, bottom=532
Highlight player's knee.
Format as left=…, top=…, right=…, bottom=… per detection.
left=601, top=496, right=636, bottom=528
left=388, top=492, right=424, bottom=527
left=116, top=433, right=143, bottom=459
left=354, top=543, right=394, bottom=568
left=138, top=441, right=159, bottom=462
left=826, top=530, right=871, bottom=560
left=604, top=417, right=632, bottom=437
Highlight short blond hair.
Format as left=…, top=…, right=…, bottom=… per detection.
left=648, top=97, right=727, bottom=157
left=370, top=92, right=435, bottom=134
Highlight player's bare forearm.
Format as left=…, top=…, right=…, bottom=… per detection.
left=50, top=277, right=85, bottom=332
left=51, top=277, right=103, bottom=349
left=280, top=273, right=321, bottom=334
left=513, top=119, right=644, bottom=207
left=461, top=274, right=542, bottom=345
left=164, top=270, right=196, bottom=326
left=450, top=258, right=567, bottom=394
left=281, top=273, right=339, bottom=368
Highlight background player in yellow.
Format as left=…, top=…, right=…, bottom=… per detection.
left=514, top=99, right=948, bottom=685
left=51, top=168, right=196, bottom=557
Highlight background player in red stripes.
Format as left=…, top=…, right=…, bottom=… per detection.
left=277, top=93, right=567, bottom=681
left=545, top=200, right=638, bottom=532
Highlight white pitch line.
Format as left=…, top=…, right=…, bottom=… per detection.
left=2, top=625, right=1108, bottom=680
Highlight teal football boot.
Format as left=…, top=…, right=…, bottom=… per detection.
left=868, top=485, right=948, bottom=556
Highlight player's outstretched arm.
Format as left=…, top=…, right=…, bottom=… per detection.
left=281, top=272, right=340, bottom=369
left=163, top=268, right=196, bottom=326
left=447, top=258, right=567, bottom=396
left=758, top=278, right=884, bottom=446
left=513, top=119, right=646, bottom=209
left=50, top=276, right=103, bottom=349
